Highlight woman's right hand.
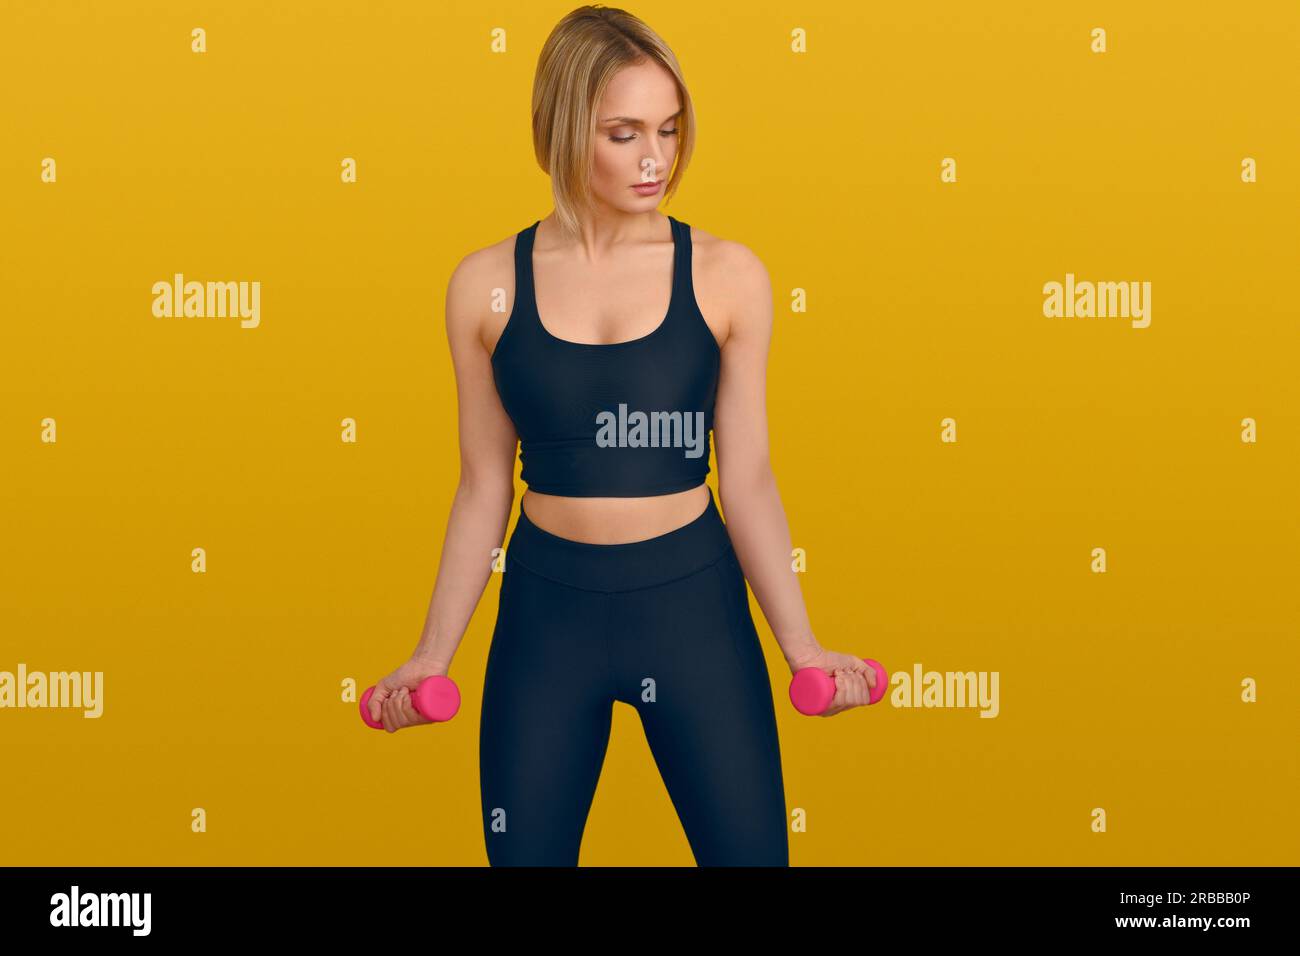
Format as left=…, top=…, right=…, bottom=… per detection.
left=785, top=646, right=877, bottom=717
left=366, top=657, right=451, bottom=733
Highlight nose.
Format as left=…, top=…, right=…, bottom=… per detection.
left=637, top=154, right=660, bottom=182
left=640, top=136, right=672, bottom=182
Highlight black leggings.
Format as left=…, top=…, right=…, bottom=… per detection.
left=479, top=486, right=789, bottom=866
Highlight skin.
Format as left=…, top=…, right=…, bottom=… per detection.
left=369, top=59, right=875, bottom=731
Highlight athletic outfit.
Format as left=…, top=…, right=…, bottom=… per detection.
left=480, top=215, right=788, bottom=866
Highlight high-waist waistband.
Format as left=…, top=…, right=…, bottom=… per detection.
left=505, top=485, right=733, bottom=593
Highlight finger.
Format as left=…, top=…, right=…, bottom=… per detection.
left=382, top=690, right=403, bottom=733
left=398, top=689, right=421, bottom=723
left=825, top=671, right=866, bottom=713
left=823, top=672, right=848, bottom=715
left=847, top=670, right=869, bottom=707
left=368, top=685, right=390, bottom=723
left=392, top=688, right=412, bottom=729
left=842, top=676, right=863, bottom=707
left=400, top=687, right=422, bottom=725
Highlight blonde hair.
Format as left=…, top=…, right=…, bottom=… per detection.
left=531, top=5, right=695, bottom=237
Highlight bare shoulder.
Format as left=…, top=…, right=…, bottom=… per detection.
left=444, top=229, right=520, bottom=352
left=686, top=223, right=772, bottom=347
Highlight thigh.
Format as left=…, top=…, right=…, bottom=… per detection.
left=479, top=561, right=615, bottom=866
left=612, top=549, right=789, bottom=866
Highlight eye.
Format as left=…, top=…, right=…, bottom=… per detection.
left=608, top=128, right=679, bottom=144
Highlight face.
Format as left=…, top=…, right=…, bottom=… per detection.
left=588, top=59, right=683, bottom=215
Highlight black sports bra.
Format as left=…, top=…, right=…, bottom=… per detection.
left=490, top=215, right=721, bottom=497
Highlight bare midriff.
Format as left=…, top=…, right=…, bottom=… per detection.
left=521, top=483, right=710, bottom=545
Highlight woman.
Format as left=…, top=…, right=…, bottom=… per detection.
left=365, top=4, right=877, bottom=866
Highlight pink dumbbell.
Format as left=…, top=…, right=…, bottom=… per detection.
left=359, top=676, right=460, bottom=729
left=789, top=658, right=888, bottom=715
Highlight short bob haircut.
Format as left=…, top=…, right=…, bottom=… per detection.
left=531, top=5, right=696, bottom=237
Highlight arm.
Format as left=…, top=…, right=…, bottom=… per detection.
left=711, top=241, right=875, bottom=714
left=409, top=251, right=519, bottom=665
left=710, top=241, right=815, bottom=669
left=368, top=249, right=518, bottom=731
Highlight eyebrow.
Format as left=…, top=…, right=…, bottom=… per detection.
left=598, top=109, right=683, bottom=125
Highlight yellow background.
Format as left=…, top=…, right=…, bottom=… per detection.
left=2, top=1, right=1296, bottom=866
